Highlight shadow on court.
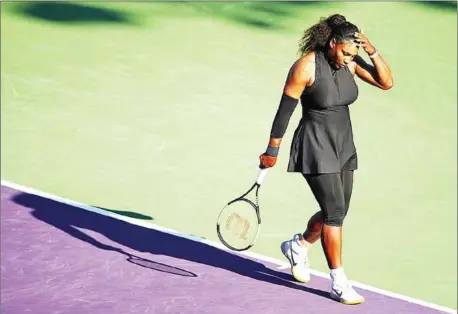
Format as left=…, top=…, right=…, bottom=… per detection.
left=95, top=207, right=154, bottom=221
left=8, top=2, right=138, bottom=25
left=7, top=2, right=330, bottom=30
left=167, top=1, right=329, bottom=30
left=414, top=1, right=457, bottom=11
left=12, top=192, right=332, bottom=301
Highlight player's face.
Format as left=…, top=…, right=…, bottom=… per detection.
left=329, top=39, right=359, bottom=69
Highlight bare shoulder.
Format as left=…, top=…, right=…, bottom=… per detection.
left=288, top=51, right=316, bottom=87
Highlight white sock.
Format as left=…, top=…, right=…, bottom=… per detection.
left=292, top=239, right=307, bottom=252
left=330, top=266, right=346, bottom=281
left=295, top=235, right=311, bottom=249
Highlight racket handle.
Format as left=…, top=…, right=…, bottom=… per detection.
left=256, top=168, right=269, bottom=185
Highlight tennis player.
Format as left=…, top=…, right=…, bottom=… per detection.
left=259, top=14, right=393, bottom=305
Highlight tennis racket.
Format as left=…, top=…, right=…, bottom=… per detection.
left=216, top=168, right=268, bottom=251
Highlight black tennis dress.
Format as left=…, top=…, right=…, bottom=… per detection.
left=287, top=49, right=359, bottom=174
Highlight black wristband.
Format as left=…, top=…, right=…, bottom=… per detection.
left=265, top=145, right=279, bottom=157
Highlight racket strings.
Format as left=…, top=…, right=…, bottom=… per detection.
left=217, top=170, right=267, bottom=251
left=224, top=212, right=252, bottom=240
left=217, top=199, right=260, bottom=251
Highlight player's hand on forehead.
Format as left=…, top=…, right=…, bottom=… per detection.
left=353, top=29, right=365, bottom=44
left=352, top=29, right=375, bottom=54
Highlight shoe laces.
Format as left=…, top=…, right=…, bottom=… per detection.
left=333, top=280, right=354, bottom=294
left=291, top=241, right=309, bottom=267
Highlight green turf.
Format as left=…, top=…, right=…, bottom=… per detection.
left=2, top=1, right=456, bottom=309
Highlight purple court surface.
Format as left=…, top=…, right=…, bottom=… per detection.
left=1, top=185, right=451, bottom=314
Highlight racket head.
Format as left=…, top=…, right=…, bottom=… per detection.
left=216, top=198, right=261, bottom=251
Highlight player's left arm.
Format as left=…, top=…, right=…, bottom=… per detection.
left=350, top=31, right=394, bottom=91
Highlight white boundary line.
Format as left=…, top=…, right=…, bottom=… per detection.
left=1, top=179, right=456, bottom=314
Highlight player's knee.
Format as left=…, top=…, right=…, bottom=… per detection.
left=322, top=202, right=346, bottom=227
left=323, top=215, right=345, bottom=227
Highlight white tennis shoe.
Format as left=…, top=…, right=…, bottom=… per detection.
left=330, top=272, right=365, bottom=305
left=280, top=234, right=311, bottom=283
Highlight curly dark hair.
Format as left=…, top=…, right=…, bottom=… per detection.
left=298, top=14, right=360, bottom=56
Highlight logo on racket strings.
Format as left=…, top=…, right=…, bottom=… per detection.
left=225, top=213, right=251, bottom=240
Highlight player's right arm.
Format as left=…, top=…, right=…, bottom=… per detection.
left=259, top=53, right=315, bottom=168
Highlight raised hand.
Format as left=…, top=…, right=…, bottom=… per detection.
left=353, top=30, right=376, bottom=55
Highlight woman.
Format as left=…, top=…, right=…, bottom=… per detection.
left=259, top=14, right=393, bottom=305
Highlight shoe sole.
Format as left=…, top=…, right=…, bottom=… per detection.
left=291, top=268, right=310, bottom=283
left=280, top=241, right=310, bottom=284
left=330, top=292, right=365, bottom=305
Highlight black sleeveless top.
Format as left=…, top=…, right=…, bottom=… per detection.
left=287, top=49, right=359, bottom=174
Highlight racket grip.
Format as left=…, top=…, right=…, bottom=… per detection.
left=256, top=168, right=268, bottom=185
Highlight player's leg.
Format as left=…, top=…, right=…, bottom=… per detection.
left=280, top=174, right=342, bottom=283
left=304, top=172, right=364, bottom=304
left=301, top=211, right=323, bottom=245
left=303, top=173, right=345, bottom=269
left=298, top=170, right=354, bottom=246
left=341, top=170, right=354, bottom=219
left=279, top=173, right=338, bottom=283
left=279, top=185, right=321, bottom=283
left=279, top=211, right=322, bottom=283
left=299, top=170, right=354, bottom=247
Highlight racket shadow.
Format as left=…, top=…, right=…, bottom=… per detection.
left=123, top=250, right=197, bottom=277
left=13, top=192, right=331, bottom=301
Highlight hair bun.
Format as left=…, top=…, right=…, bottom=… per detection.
left=326, top=14, right=347, bottom=28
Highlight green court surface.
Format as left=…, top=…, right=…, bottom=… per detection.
left=2, top=1, right=456, bottom=309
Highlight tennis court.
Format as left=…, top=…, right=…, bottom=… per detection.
left=2, top=2, right=456, bottom=313
left=1, top=182, right=454, bottom=314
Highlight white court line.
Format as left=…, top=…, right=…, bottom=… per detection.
left=1, top=179, right=456, bottom=314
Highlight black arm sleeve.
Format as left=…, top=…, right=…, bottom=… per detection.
left=269, top=93, right=299, bottom=138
